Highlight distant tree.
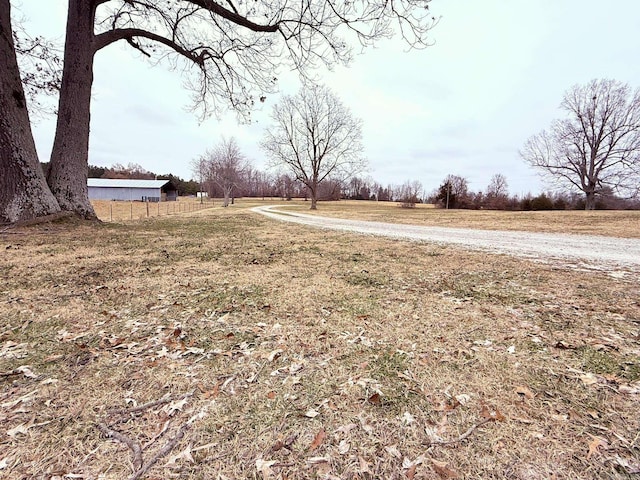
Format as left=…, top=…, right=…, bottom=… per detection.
left=203, top=137, right=249, bottom=207
left=262, top=84, right=366, bottom=209
left=102, top=163, right=154, bottom=179
left=521, top=79, right=640, bottom=210
left=157, top=174, right=199, bottom=196
left=485, top=173, right=509, bottom=209
left=530, top=193, right=554, bottom=211
left=375, top=185, right=392, bottom=202
left=436, top=174, right=469, bottom=209
left=397, top=180, right=423, bottom=208
left=87, top=164, right=106, bottom=178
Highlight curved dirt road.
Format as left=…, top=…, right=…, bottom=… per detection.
left=252, top=205, right=640, bottom=274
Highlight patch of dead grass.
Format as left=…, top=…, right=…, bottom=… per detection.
left=1, top=207, right=639, bottom=479
left=277, top=199, right=640, bottom=238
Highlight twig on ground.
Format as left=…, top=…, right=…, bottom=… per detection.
left=97, top=423, right=143, bottom=471
left=248, top=359, right=269, bottom=383
left=430, top=418, right=494, bottom=446
left=128, top=420, right=191, bottom=480
left=0, top=369, right=23, bottom=378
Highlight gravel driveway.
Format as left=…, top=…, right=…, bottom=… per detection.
left=252, top=205, right=640, bottom=275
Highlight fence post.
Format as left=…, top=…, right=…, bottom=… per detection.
left=130, top=202, right=133, bottom=220
left=146, top=201, right=149, bottom=218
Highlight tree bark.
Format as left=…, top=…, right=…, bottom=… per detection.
left=0, top=0, right=61, bottom=223
left=47, top=0, right=97, bottom=218
left=309, top=182, right=318, bottom=210
left=585, top=191, right=596, bottom=210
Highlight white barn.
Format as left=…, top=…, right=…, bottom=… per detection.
left=87, top=179, right=178, bottom=202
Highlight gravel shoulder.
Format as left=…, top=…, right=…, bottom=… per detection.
left=252, top=205, right=640, bottom=275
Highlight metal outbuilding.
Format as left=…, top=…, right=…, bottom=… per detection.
left=87, top=179, right=178, bottom=202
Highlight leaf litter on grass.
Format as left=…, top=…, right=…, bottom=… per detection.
left=0, top=205, right=639, bottom=479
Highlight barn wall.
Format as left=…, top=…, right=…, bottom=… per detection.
left=88, top=187, right=162, bottom=201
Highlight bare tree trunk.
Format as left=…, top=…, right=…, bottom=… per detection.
left=309, top=179, right=318, bottom=210
left=0, top=0, right=61, bottom=223
left=47, top=0, right=97, bottom=219
left=585, top=191, right=596, bottom=210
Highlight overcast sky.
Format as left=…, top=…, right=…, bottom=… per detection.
left=18, top=1, right=640, bottom=196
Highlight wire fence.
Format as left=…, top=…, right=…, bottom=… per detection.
left=92, top=199, right=214, bottom=222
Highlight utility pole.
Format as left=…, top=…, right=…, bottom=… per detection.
left=445, top=182, right=450, bottom=210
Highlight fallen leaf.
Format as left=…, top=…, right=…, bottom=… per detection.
left=405, top=464, right=417, bottom=479
left=613, top=455, right=640, bottom=474
left=165, top=398, right=188, bottom=415
left=480, top=404, right=505, bottom=422
left=307, top=456, right=330, bottom=465
left=283, top=433, right=298, bottom=449
left=165, top=444, right=194, bottom=466
left=434, top=397, right=460, bottom=412
left=431, top=459, right=459, bottom=479
left=580, top=373, right=599, bottom=386
left=586, top=435, right=608, bottom=459
left=309, top=429, right=326, bottom=452
left=16, top=365, right=37, bottom=378
left=268, top=349, right=283, bottom=362
left=269, top=440, right=284, bottom=453
left=304, top=409, right=320, bottom=418
left=359, top=456, right=372, bottom=474
left=367, top=393, right=381, bottom=405
left=402, top=456, right=424, bottom=469
left=0, top=457, right=12, bottom=469
left=515, top=385, right=535, bottom=399
left=337, top=440, right=350, bottom=455
left=6, top=424, right=29, bottom=437
left=454, top=394, right=471, bottom=406
left=618, top=384, right=640, bottom=394
left=401, top=411, right=416, bottom=425
left=255, top=458, right=277, bottom=478
left=507, top=345, right=516, bottom=354
left=266, top=391, right=276, bottom=399
left=385, top=445, right=402, bottom=459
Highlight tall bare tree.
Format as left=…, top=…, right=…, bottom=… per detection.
left=521, top=79, right=640, bottom=210
left=202, top=137, right=248, bottom=207
left=0, top=0, right=60, bottom=223
left=261, top=84, right=366, bottom=209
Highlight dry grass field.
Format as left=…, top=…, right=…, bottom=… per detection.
left=285, top=200, right=640, bottom=239
left=1, top=201, right=639, bottom=479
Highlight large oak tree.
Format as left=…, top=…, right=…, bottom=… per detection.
left=2, top=0, right=437, bottom=222
left=521, top=79, right=640, bottom=210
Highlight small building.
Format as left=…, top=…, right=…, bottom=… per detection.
left=87, top=178, right=178, bottom=202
